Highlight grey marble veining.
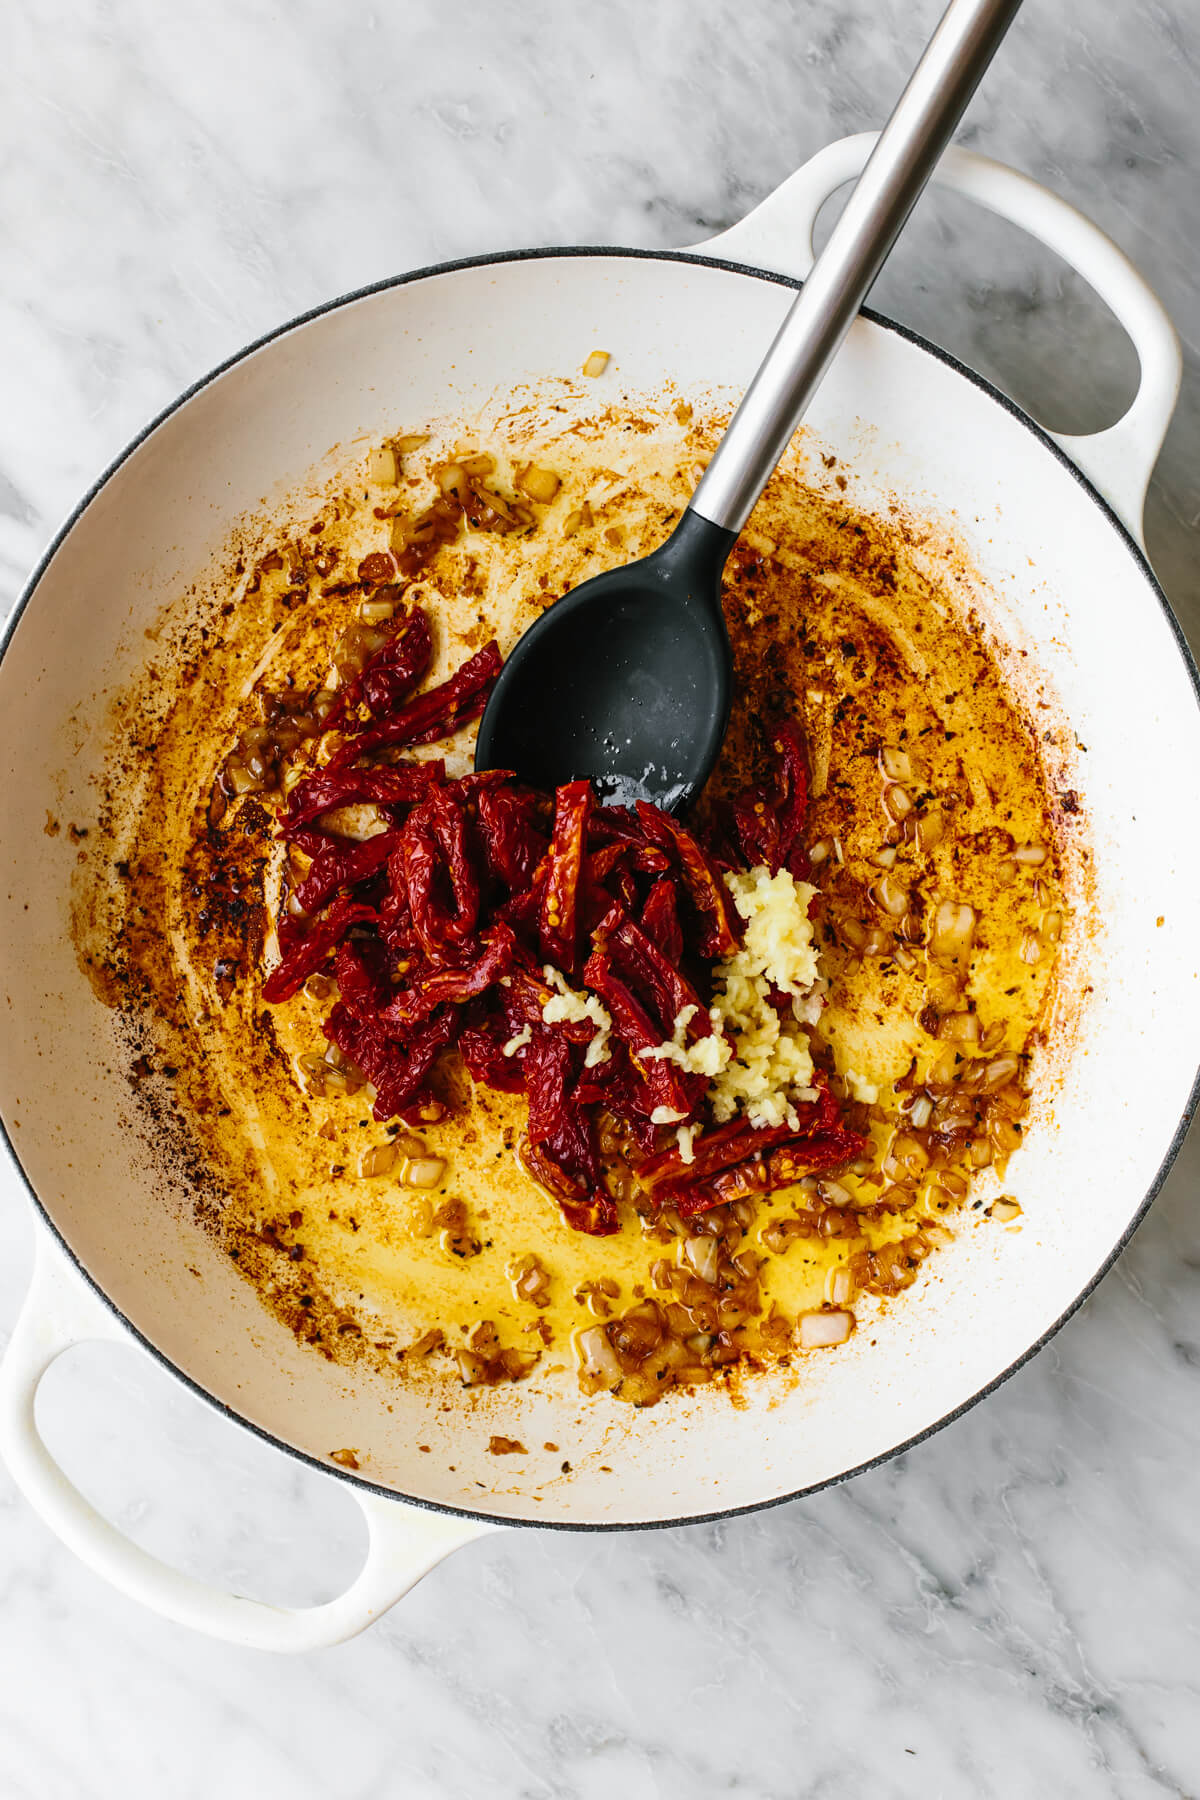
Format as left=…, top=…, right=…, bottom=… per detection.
left=2, top=1, right=1200, bottom=1795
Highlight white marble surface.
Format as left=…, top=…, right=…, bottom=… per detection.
left=3, top=0, right=1200, bottom=1794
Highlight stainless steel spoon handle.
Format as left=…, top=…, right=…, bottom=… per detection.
left=689, top=0, right=1024, bottom=536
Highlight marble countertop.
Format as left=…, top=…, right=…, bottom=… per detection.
left=3, top=1, right=1199, bottom=1794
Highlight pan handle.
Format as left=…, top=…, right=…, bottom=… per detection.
left=0, top=1234, right=495, bottom=1650
left=698, top=131, right=1181, bottom=547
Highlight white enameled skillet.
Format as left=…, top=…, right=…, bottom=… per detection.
left=0, top=135, right=1196, bottom=1649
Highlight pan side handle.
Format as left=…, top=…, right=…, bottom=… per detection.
left=697, top=132, right=1181, bottom=549
left=0, top=1233, right=495, bottom=1651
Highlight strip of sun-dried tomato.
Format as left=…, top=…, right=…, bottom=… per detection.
left=278, top=762, right=444, bottom=837
left=327, top=641, right=501, bottom=768
left=538, top=778, right=591, bottom=974
left=393, top=788, right=481, bottom=961
left=324, top=1001, right=457, bottom=1124
left=326, top=605, right=433, bottom=729
left=634, top=803, right=740, bottom=957
left=383, top=924, right=517, bottom=1030
left=474, top=780, right=549, bottom=891
left=731, top=718, right=811, bottom=878
left=333, top=937, right=391, bottom=1014
left=605, top=907, right=705, bottom=1041
left=634, top=1083, right=847, bottom=1192
left=583, top=949, right=702, bottom=1119
left=518, top=1136, right=619, bottom=1237
left=666, top=1128, right=864, bottom=1217
left=639, top=877, right=684, bottom=965
left=291, top=830, right=401, bottom=916
left=262, top=897, right=376, bottom=1003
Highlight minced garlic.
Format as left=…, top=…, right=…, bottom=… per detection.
left=541, top=965, right=612, bottom=1067
left=645, top=865, right=823, bottom=1130
left=844, top=1068, right=879, bottom=1104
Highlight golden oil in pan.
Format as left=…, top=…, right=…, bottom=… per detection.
left=72, top=399, right=1079, bottom=1392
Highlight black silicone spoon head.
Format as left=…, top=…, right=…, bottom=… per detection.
left=477, top=0, right=1022, bottom=807
left=474, top=509, right=736, bottom=810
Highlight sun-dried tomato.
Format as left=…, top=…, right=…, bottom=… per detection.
left=291, top=830, right=401, bottom=916
left=393, top=788, right=481, bottom=961
left=279, top=762, right=444, bottom=837
left=518, top=1135, right=619, bottom=1236
left=262, top=896, right=376, bottom=1003
left=384, top=924, right=517, bottom=1029
left=327, top=606, right=433, bottom=728
left=634, top=803, right=740, bottom=957
left=539, top=779, right=590, bottom=974
left=328, top=641, right=500, bottom=768
left=639, top=878, right=684, bottom=965
left=604, top=907, right=705, bottom=1042
left=333, top=936, right=391, bottom=1015
left=324, top=1001, right=457, bottom=1124
left=257, top=650, right=860, bottom=1229
left=473, top=781, right=548, bottom=891
left=583, top=948, right=704, bottom=1120
left=730, top=718, right=810, bottom=878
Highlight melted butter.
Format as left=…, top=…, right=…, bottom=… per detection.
left=72, top=400, right=1079, bottom=1391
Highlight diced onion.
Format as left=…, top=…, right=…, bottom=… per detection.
left=367, top=446, right=399, bottom=485
left=517, top=464, right=561, bottom=503
left=358, top=1143, right=397, bottom=1178
left=576, top=1325, right=622, bottom=1387
left=915, top=809, right=944, bottom=850
left=873, top=874, right=909, bottom=919
left=940, top=1010, right=980, bottom=1045
left=798, top=1309, right=854, bottom=1348
left=358, top=597, right=397, bottom=623
left=401, top=1157, right=446, bottom=1188
left=981, top=1055, right=1020, bottom=1092
left=681, top=1235, right=720, bottom=1285
left=931, top=900, right=976, bottom=962
left=825, top=1266, right=857, bottom=1306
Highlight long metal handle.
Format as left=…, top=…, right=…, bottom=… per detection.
left=689, top=0, right=1024, bottom=535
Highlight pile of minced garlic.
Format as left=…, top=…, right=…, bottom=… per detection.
left=531, top=867, right=826, bottom=1162
left=646, top=867, right=823, bottom=1147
